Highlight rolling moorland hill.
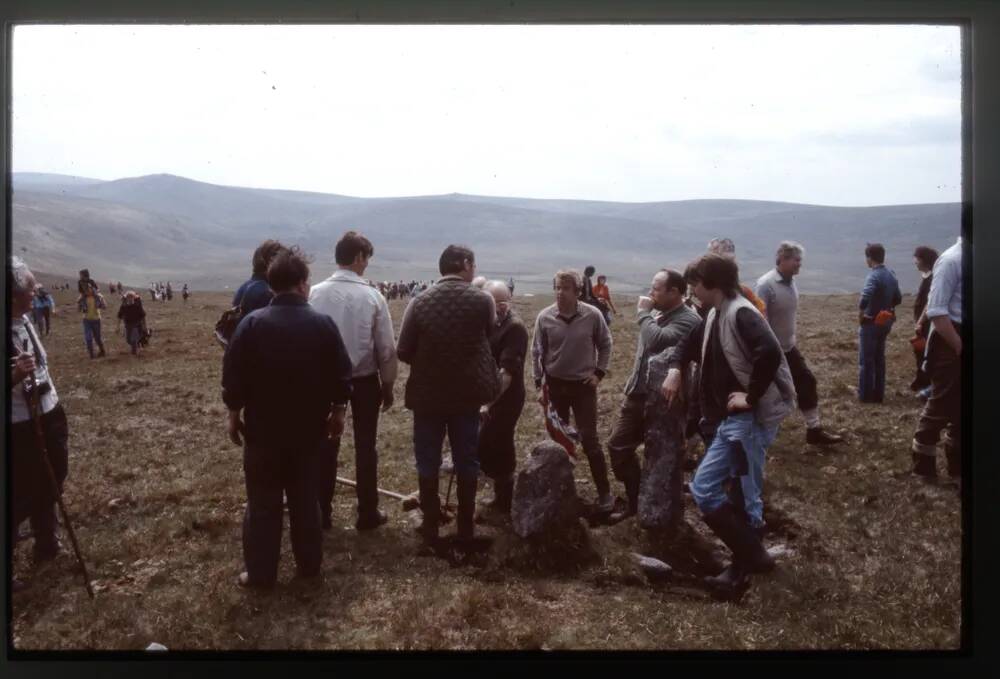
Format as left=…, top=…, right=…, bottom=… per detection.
left=12, top=172, right=959, bottom=293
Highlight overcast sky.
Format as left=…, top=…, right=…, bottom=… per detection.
left=12, top=24, right=961, bottom=206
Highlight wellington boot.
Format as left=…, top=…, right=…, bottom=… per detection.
left=456, top=475, right=492, bottom=554
left=704, top=563, right=751, bottom=601
left=702, top=503, right=774, bottom=576
left=416, top=475, right=441, bottom=554
left=911, top=452, right=938, bottom=480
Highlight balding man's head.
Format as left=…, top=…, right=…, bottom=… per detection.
left=471, top=276, right=487, bottom=289
left=484, top=279, right=512, bottom=319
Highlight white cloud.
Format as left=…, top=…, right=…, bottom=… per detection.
left=12, top=23, right=961, bottom=206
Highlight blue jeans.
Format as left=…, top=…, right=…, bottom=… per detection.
left=82, top=319, right=104, bottom=357
left=690, top=411, right=779, bottom=528
left=413, top=411, right=480, bottom=479
left=858, top=323, right=891, bottom=402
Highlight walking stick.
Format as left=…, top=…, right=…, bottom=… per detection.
left=21, top=340, right=94, bottom=599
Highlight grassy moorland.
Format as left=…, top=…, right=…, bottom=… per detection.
left=10, top=285, right=960, bottom=650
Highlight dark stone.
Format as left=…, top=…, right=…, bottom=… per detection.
left=511, top=441, right=581, bottom=539
left=639, top=352, right=687, bottom=534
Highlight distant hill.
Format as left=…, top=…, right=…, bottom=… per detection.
left=11, top=172, right=960, bottom=293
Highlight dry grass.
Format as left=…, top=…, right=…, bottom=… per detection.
left=10, top=287, right=961, bottom=650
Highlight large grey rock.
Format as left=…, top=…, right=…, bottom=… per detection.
left=638, top=352, right=687, bottom=534
left=511, top=441, right=581, bottom=538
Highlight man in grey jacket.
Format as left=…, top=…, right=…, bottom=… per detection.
left=606, top=269, right=700, bottom=522
left=756, top=241, right=843, bottom=446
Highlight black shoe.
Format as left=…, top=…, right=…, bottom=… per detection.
left=806, top=427, right=844, bottom=445
left=355, top=509, right=388, bottom=531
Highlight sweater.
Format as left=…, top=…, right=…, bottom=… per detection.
left=755, top=268, right=798, bottom=352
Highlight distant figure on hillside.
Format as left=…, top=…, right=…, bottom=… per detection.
left=507, top=276, right=515, bottom=295
left=117, top=291, right=147, bottom=357
left=910, top=246, right=939, bottom=399
left=909, top=236, right=962, bottom=485
left=233, top=240, right=286, bottom=317
left=857, top=243, right=902, bottom=404
left=166, top=282, right=173, bottom=301
left=476, top=280, right=529, bottom=520
left=182, top=283, right=190, bottom=302
left=581, top=265, right=598, bottom=307
left=309, top=231, right=398, bottom=532
left=222, top=247, right=353, bottom=589
left=32, top=287, right=54, bottom=336
left=396, top=244, right=499, bottom=558
left=10, top=256, right=72, bottom=592
left=532, top=268, right=615, bottom=514
left=756, top=241, right=843, bottom=446
left=77, top=285, right=107, bottom=359
left=592, top=274, right=617, bottom=325
left=662, top=254, right=794, bottom=601
left=606, top=269, right=700, bottom=524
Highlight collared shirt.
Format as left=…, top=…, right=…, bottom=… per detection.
left=531, top=301, right=612, bottom=383
left=10, top=316, right=59, bottom=423
left=756, top=267, right=799, bottom=352
left=309, top=269, right=398, bottom=383
left=925, top=237, right=962, bottom=325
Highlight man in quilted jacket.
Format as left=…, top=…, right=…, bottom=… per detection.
left=396, top=245, right=500, bottom=558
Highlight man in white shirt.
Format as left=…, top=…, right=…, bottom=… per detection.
left=309, top=231, right=399, bottom=530
left=9, top=256, right=70, bottom=591
left=910, top=236, right=963, bottom=485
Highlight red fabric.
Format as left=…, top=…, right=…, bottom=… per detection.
left=540, top=379, right=579, bottom=458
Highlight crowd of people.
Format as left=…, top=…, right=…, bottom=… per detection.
left=8, top=229, right=963, bottom=602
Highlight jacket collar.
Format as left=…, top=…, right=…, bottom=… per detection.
left=271, top=292, right=309, bottom=306
left=328, top=269, right=367, bottom=284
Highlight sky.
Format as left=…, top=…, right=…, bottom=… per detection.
left=12, top=24, right=961, bottom=206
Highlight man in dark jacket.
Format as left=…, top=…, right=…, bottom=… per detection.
left=477, top=279, right=529, bottom=518
left=222, top=247, right=353, bottom=588
left=232, top=240, right=286, bottom=316
left=662, top=254, right=795, bottom=601
left=396, top=245, right=500, bottom=556
left=857, top=243, right=903, bottom=403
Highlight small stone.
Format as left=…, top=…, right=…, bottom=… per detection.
left=145, top=642, right=168, bottom=652
left=631, top=552, right=673, bottom=582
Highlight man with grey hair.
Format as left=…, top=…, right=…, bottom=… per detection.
left=756, top=241, right=843, bottom=445
left=9, top=256, right=71, bottom=591
left=477, top=280, right=529, bottom=517
left=532, top=268, right=615, bottom=513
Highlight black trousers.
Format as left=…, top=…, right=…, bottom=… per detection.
left=318, top=374, right=383, bottom=520
left=784, top=346, right=819, bottom=413
left=10, top=405, right=69, bottom=554
left=243, top=441, right=322, bottom=585
left=547, top=376, right=611, bottom=496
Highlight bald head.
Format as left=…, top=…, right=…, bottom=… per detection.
left=484, top=279, right=512, bottom=319
left=471, top=275, right=488, bottom=289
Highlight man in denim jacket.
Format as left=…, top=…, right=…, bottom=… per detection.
left=857, top=243, right=902, bottom=403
